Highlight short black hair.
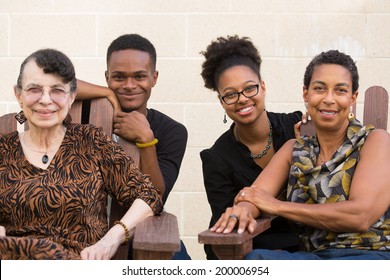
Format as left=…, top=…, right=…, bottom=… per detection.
left=106, top=34, right=157, bottom=70
left=304, top=50, right=359, bottom=93
left=17, top=48, right=77, bottom=92
left=200, top=35, right=262, bottom=92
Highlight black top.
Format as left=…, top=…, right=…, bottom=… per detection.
left=147, top=108, right=188, bottom=203
left=200, top=111, right=302, bottom=259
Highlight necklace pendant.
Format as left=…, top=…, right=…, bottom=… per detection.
left=42, top=154, right=49, bottom=164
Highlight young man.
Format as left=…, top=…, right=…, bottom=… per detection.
left=77, top=34, right=189, bottom=259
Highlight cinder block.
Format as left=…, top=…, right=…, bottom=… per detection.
left=174, top=147, right=205, bottom=192
left=367, top=15, right=390, bottom=57
left=150, top=58, right=208, bottom=103
left=0, top=0, right=53, bottom=13
left=231, top=0, right=321, bottom=13
left=262, top=58, right=308, bottom=104
left=185, top=103, right=233, bottom=147
left=53, top=0, right=228, bottom=13
left=182, top=192, right=211, bottom=236
left=0, top=16, right=9, bottom=55
left=97, top=15, right=186, bottom=57
left=276, top=14, right=366, bottom=58
left=0, top=58, right=22, bottom=102
left=72, top=58, right=107, bottom=86
left=187, top=14, right=277, bottom=57
left=10, top=15, right=96, bottom=56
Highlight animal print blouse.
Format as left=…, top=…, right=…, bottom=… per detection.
left=0, top=124, right=162, bottom=259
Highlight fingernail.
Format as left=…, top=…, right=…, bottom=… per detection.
left=303, top=119, right=307, bottom=124
left=237, top=228, right=243, bottom=234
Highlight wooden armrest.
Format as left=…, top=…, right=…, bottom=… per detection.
left=132, top=211, right=181, bottom=260
left=198, top=218, right=271, bottom=260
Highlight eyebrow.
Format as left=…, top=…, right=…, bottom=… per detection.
left=25, top=83, right=65, bottom=88
left=312, top=81, right=350, bottom=87
left=222, top=80, right=258, bottom=93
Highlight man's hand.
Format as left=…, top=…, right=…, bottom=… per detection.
left=113, top=111, right=154, bottom=143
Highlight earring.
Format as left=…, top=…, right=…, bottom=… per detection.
left=348, top=106, right=355, bottom=122
left=15, top=110, right=27, bottom=124
left=63, top=113, right=72, bottom=125
left=223, top=113, right=227, bottom=124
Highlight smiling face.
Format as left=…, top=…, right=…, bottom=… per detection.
left=218, top=65, right=266, bottom=125
left=105, top=49, right=158, bottom=114
left=15, top=60, right=75, bottom=129
left=303, top=64, right=357, bottom=130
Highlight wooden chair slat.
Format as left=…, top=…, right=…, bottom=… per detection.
left=363, top=86, right=388, bottom=130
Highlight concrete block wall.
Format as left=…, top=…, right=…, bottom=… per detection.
left=0, top=0, right=389, bottom=259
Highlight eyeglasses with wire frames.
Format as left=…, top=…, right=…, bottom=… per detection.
left=220, top=84, right=260, bottom=105
left=19, top=85, right=71, bottom=102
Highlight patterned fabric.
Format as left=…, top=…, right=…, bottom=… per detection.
left=287, top=118, right=390, bottom=251
left=0, top=124, right=163, bottom=259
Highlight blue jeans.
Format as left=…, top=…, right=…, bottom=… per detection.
left=128, top=239, right=191, bottom=260
left=244, top=248, right=390, bottom=260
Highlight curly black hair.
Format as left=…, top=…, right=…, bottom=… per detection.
left=17, top=48, right=77, bottom=92
left=200, top=35, right=262, bottom=92
left=304, top=50, right=359, bottom=93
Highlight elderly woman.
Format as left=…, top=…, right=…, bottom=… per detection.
left=212, top=50, right=390, bottom=260
left=0, top=49, right=162, bottom=260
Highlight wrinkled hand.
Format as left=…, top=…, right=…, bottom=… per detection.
left=113, top=111, right=153, bottom=143
left=235, top=185, right=278, bottom=216
left=210, top=204, right=257, bottom=234
left=80, top=237, right=120, bottom=260
left=0, top=225, right=6, bottom=237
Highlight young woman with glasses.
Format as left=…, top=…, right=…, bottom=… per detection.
left=200, top=35, right=303, bottom=259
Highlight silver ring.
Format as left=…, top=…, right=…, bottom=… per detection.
left=229, top=214, right=239, bottom=221
left=241, top=191, right=246, bottom=197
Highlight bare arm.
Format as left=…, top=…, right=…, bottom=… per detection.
left=80, top=198, right=153, bottom=260
left=114, top=112, right=165, bottom=196
left=76, top=79, right=121, bottom=115
left=238, top=130, right=390, bottom=232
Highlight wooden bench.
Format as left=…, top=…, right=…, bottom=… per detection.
left=0, top=97, right=181, bottom=260
left=198, top=85, right=389, bottom=260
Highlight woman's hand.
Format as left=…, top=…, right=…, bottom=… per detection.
left=235, top=185, right=279, bottom=216
left=294, top=113, right=309, bottom=138
left=80, top=235, right=121, bottom=260
left=210, top=203, right=257, bottom=234
left=0, top=225, right=6, bottom=237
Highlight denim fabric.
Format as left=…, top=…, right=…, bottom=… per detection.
left=128, top=239, right=191, bottom=260
left=244, top=248, right=390, bottom=260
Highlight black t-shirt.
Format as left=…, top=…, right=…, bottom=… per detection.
left=200, top=111, right=302, bottom=259
left=147, top=108, right=188, bottom=203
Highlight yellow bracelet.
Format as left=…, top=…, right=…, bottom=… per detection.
left=136, top=138, right=158, bottom=148
left=114, top=220, right=130, bottom=245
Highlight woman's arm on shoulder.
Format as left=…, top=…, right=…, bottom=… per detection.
left=251, top=138, right=295, bottom=196
left=76, top=79, right=121, bottom=114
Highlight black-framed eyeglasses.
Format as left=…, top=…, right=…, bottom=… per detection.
left=220, top=84, right=259, bottom=105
